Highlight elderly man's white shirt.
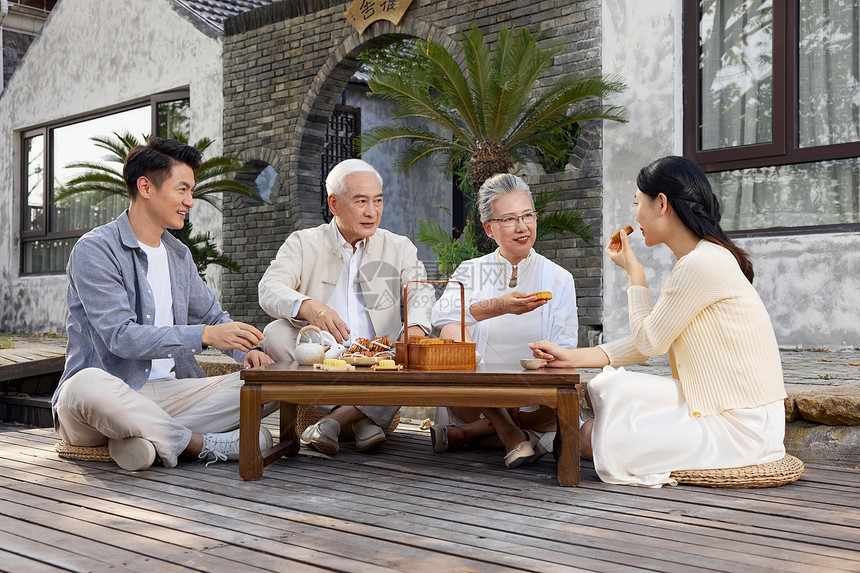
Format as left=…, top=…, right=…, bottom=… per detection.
left=329, top=228, right=374, bottom=343
left=288, top=228, right=375, bottom=344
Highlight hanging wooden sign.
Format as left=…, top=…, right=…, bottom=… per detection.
left=344, top=0, right=415, bottom=35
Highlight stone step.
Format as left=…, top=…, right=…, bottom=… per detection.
left=785, top=383, right=860, bottom=425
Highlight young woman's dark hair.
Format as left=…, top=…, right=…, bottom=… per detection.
left=122, top=137, right=203, bottom=200
left=636, top=156, right=754, bottom=283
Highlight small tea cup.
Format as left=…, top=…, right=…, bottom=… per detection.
left=520, top=358, right=543, bottom=370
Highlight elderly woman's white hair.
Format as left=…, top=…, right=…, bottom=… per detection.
left=477, top=173, right=535, bottom=222
left=325, top=159, right=383, bottom=197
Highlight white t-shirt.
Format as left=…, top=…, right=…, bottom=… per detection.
left=139, top=241, right=176, bottom=380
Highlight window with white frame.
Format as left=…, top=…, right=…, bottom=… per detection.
left=684, top=0, right=860, bottom=234
left=20, top=92, right=190, bottom=274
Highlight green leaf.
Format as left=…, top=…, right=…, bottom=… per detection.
left=417, top=217, right=482, bottom=277
left=536, top=207, right=594, bottom=245
left=422, top=38, right=482, bottom=136
left=461, top=25, right=492, bottom=136
left=415, top=218, right=457, bottom=248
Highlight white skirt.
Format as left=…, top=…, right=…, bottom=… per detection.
left=589, top=366, right=786, bottom=488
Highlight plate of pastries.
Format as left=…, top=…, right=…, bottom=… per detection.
left=341, top=336, right=395, bottom=365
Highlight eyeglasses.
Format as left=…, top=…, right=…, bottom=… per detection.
left=489, top=211, right=538, bottom=227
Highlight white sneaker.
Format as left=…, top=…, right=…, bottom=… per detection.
left=108, top=437, right=157, bottom=471
left=198, top=426, right=273, bottom=466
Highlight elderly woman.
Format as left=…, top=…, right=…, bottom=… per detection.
left=430, top=173, right=579, bottom=468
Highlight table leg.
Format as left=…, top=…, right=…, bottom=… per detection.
left=239, top=384, right=264, bottom=481
left=556, top=387, right=581, bottom=486
left=280, top=402, right=300, bottom=456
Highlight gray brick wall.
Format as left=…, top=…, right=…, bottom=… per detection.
left=222, top=0, right=604, bottom=346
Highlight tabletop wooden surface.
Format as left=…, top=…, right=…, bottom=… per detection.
left=241, top=361, right=581, bottom=386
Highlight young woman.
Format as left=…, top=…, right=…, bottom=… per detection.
left=531, top=156, right=787, bottom=487
left=431, top=174, right=579, bottom=468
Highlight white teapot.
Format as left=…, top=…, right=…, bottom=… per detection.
left=294, top=325, right=342, bottom=365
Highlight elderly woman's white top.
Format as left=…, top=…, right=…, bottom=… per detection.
left=432, top=248, right=579, bottom=366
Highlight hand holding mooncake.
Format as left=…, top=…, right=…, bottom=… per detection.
left=528, top=291, right=553, bottom=300
left=610, top=225, right=634, bottom=244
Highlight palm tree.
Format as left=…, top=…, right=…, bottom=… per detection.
left=358, top=26, right=627, bottom=254
left=53, top=131, right=261, bottom=279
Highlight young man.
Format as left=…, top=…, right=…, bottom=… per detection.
left=53, top=138, right=274, bottom=471
left=258, top=158, right=434, bottom=455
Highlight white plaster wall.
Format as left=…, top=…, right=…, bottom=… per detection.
left=0, top=0, right=224, bottom=333
left=602, top=0, right=860, bottom=349
left=601, top=0, right=680, bottom=346
left=740, top=235, right=860, bottom=348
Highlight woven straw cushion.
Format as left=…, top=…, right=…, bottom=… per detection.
left=55, top=440, right=113, bottom=462
left=671, top=454, right=804, bottom=488
left=296, top=405, right=400, bottom=439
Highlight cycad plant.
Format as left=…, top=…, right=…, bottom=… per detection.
left=358, top=25, right=627, bottom=258
left=53, top=131, right=261, bottom=279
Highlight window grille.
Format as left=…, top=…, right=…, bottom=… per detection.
left=320, top=104, right=361, bottom=222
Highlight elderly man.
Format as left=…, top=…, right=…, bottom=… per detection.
left=259, top=158, right=433, bottom=454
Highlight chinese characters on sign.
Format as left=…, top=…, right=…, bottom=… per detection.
left=344, top=0, right=415, bottom=35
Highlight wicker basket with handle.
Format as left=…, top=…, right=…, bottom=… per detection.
left=394, top=280, right=476, bottom=370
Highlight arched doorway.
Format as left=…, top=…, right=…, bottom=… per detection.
left=220, top=0, right=605, bottom=346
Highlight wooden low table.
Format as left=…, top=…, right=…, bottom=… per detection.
left=239, top=362, right=581, bottom=486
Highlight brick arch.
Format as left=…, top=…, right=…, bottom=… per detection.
left=233, top=146, right=282, bottom=171
left=234, top=146, right=284, bottom=195
left=288, top=18, right=457, bottom=230
left=221, top=146, right=286, bottom=211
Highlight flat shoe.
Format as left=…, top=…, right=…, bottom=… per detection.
left=526, top=429, right=556, bottom=463
left=352, top=418, right=386, bottom=452
left=503, top=440, right=535, bottom=469
left=300, top=418, right=340, bottom=454
left=429, top=424, right=449, bottom=452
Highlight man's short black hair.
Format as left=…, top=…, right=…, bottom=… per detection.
left=123, top=137, right=203, bottom=199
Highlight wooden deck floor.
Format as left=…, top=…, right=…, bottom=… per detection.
left=2, top=420, right=859, bottom=573
left=0, top=344, right=65, bottom=382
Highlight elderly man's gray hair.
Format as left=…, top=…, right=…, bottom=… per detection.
left=477, top=173, right=534, bottom=222
left=325, top=159, right=383, bottom=197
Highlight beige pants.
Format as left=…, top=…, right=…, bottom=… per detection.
left=54, top=367, right=245, bottom=467
left=263, top=318, right=400, bottom=428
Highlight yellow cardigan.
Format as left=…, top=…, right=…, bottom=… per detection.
left=600, top=240, right=786, bottom=417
